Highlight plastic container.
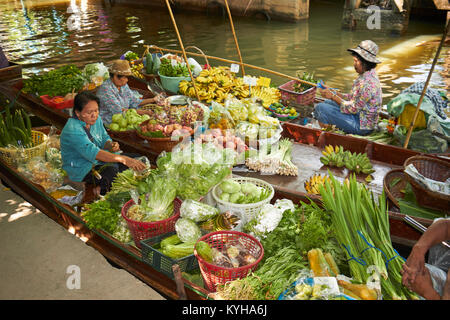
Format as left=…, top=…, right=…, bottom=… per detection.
left=157, top=71, right=191, bottom=94
left=194, top=230, right=264, bottom=292
left=212, top=177, right=274, bottom=223
left=40, top=95, right=74, bottom=110
left=121, top=198, right=182, bottom=248
left=140, top=231, right=198, bottom=279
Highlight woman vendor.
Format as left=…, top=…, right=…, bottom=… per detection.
left=96, top=59, right=156, bottom=125
left=60, top=91, right=147, bottom=196
left=314, top=40, right=382, bottom=135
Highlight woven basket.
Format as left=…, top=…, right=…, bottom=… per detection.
left=212, top=177, right=274, bottom=223
left=403, top=156, right=450, bottom=212
left=278, top=80, right=317, bottom=106
left=136, top=129, right=191, bottom=154
left=194, top=231, right=264, bottom=292
left=0, top=130, right=47, bottom=167
left=383, top=168, right=409, bottom=210
left=107, top=128, right=138, bottom=141
left=121, top=198, right=182, bottom=249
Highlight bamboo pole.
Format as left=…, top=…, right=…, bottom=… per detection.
left=223, top=0, right=246, bottom=76
left=145, top=44, right=318, bottom=87
left=403, top=20, right=450, bottom=149
left=163, top=0, right=201, bottom=101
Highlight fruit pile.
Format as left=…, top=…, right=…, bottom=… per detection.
left=109, top=109, right=149, bottom=132
left=269, top=102, right=299, bottom=118
left=304, top=174, right=331, bottom=195
left=319, top=145, right=375, bottom=175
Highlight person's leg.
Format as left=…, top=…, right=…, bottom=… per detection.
left=314, top=101, right=363, bottom=134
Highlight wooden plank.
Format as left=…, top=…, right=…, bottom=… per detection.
left=0, top=62, right=22, bottom=82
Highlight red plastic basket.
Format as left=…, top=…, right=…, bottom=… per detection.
left=278, top=80, right=317, bottom=106
left=121, top=198, right=182, bottom=248
left=40, top=95, right=74, bottom=110
left=194, top=230, right=264, bottom=292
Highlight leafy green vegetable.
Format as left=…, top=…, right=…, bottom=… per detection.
left=22, top=65, right=85, bottom=97
left=158, top=58, right=193, bottom=77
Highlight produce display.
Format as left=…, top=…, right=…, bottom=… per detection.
left=139, top=121, right=193, bottom=138
left=292, top=71, right=318, bottom=93
left=157, top=233, right=195, bottom=259
left=159, top=57, right=193, bottom=77
left=268, top=102, right=299, bottom=118
left=17, top=157, right=65, bottom=192
left=320, top=144, right=375, bottom=175
left=108, top=109, right=150, bottom=132
left=139, top=103, right=206, bottom=128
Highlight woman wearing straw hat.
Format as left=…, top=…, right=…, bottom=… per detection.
left=97, top=59, right=156, bottom=126
left=314, top=40, right=382, bottom=135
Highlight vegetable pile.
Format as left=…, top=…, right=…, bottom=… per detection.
left=109, top=109, right=150, bottom=132
left=216, top=178, right=271, bottom=205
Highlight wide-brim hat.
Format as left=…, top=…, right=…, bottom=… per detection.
left=108, top=59, right=132, bottom=76
left=347, top=40, right=381, bottom=64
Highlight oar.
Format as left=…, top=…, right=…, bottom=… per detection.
left=163, top=0, right=201, bottom=101
left=403, top=20, right=450, bottom=149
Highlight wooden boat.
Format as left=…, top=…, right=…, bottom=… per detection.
left=0, top=62, right=22, bottom=82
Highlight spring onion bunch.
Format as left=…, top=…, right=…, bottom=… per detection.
left=245, top=138, right=298, bottom=176
left=319, top=174, right=420, bottom=300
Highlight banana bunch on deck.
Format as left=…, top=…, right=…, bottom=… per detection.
left=320, top=145, right=375, bottom=175
left=179, top=66, right=250, bottom=103
left=304, top=174, right=332, bottom=195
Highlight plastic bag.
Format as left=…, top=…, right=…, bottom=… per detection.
left=180, top=199, right=219, bottom=222
left=49, top=185, right=84, bottom=206
left=394, top=121, right=448, bottom=154
left=17, top=156, right=65, bottom=193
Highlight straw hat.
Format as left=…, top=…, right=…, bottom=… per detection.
left=347, top=40, right=381, bottom=64
left=108, top=59, right=132, bottom=76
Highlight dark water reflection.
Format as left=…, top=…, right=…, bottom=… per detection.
left=0, top=0, right=447, bottom=104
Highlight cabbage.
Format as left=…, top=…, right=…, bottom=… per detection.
left=229, top=192, right=244, bottom=203
left=240, top=182, right=258, bottom=196
left=175, top=218, right=202, bottom=243
left=220, top=192, right=230, bottom=202
left=220, top=179, right=241, bottom=194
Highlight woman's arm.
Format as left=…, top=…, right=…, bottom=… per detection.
left=95, top=150, right=147, bottom=171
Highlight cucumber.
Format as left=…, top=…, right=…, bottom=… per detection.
left=145, top=53, right=153, bottom=74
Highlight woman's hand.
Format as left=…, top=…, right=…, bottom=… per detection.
left=104, top=140, right=121, bottom=153
left=122, top=156, right=147, bottom=171
left=401, top=244, right=427, bottom=288
left=319, top=88, right=333, bottom=100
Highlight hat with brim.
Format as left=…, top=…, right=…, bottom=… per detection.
left=108, top=59, right=132, bottom=76
left=348, top=40, right=381, bottom=64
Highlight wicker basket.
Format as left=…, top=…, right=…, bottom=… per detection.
left=0, top=130, right=47, bottom=167
left=140, top=231, right=199, bottom=279
left=212, top=177, right=274, bottom=223
left=383, top=168, right=410, bottom=210
left=136, top=129, right=190, bottom=154
left=194, top=230, right=264, bottom=292
left=107, top=128, right=138, bottom=141
left=278, top=80, right=317, bottom=106
left=403, top=156, right=450, bottom=212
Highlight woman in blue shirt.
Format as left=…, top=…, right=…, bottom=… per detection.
left=60, top=91, right=147, bottom=196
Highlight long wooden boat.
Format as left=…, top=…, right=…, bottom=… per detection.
left=0, top=76, right=442, bottom=245
left=0, top=62, right=22, bottom=82
left=0, top=125, right=428, bottom=300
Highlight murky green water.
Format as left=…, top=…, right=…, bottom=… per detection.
left=0, top=0, right=447, bottom=104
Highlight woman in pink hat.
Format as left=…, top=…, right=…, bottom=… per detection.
left=314, top=40, right=382, bottom=135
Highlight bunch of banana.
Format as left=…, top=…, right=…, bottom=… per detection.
left=179, top=66, right=255, bottom=104
left=251, top=86, right=281, bottom=109
left=304, top=174, right=332, bottom=195
left=320, top=144, right=375, bottom=175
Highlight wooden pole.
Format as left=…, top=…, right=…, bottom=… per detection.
left=223, top=0, right=246, bottom=76
left=403, top=20, right=450, bottom=149
left=163, top=0, right=201, bottom=101
left=146, top=45, right=318, bottom=87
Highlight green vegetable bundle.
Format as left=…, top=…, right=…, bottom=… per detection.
left=0, top=98, right=33, bottom=148
left=319, top=173, right=420, bottom=300
left=214, top=246, right=307, bottom=300
left=22, top=64, right=85, bottom=97
left=158, top=58, right=192, bottom=77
